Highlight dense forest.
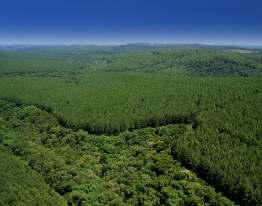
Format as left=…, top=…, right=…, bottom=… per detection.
left=1, top=46, right=262, bottom=77
left=0, top=99, right=235, bottom=205
left=0, top=45, right=261, bottom=206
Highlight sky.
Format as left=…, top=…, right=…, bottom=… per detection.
left=0, top=0, right=262, bottom=45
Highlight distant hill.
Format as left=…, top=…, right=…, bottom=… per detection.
left=0, top=45, right=262, bottom=77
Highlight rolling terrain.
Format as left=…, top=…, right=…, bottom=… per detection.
left=0, top=45, right=261, bottom=206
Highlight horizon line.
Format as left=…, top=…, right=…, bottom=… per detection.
left=0, top=42, right=262, bottom=49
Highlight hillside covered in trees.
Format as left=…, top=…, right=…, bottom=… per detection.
left=0, top=45, right=261, bottom=206
left=0, top=45, right=262, bottom=77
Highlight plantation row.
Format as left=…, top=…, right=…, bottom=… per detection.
left=0, top=73, right=261, bottom=134
left=0, top=73, right=201, bottom=134
left=0, top=100, right=235, bottom=206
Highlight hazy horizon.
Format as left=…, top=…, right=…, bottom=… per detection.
left=0, top=42, right=262, bottom=48
left=1, top=32, right=262, bottom=46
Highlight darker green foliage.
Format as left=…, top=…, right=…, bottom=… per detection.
left=97, top=48, right=262, bottom=76
left=0, top=100, right=235, bottom=206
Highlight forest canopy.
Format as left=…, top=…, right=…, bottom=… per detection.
left=0, top=45, right=261, bottom=206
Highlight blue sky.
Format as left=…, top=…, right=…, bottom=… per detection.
left=0, top=0, right=262, bottom=45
